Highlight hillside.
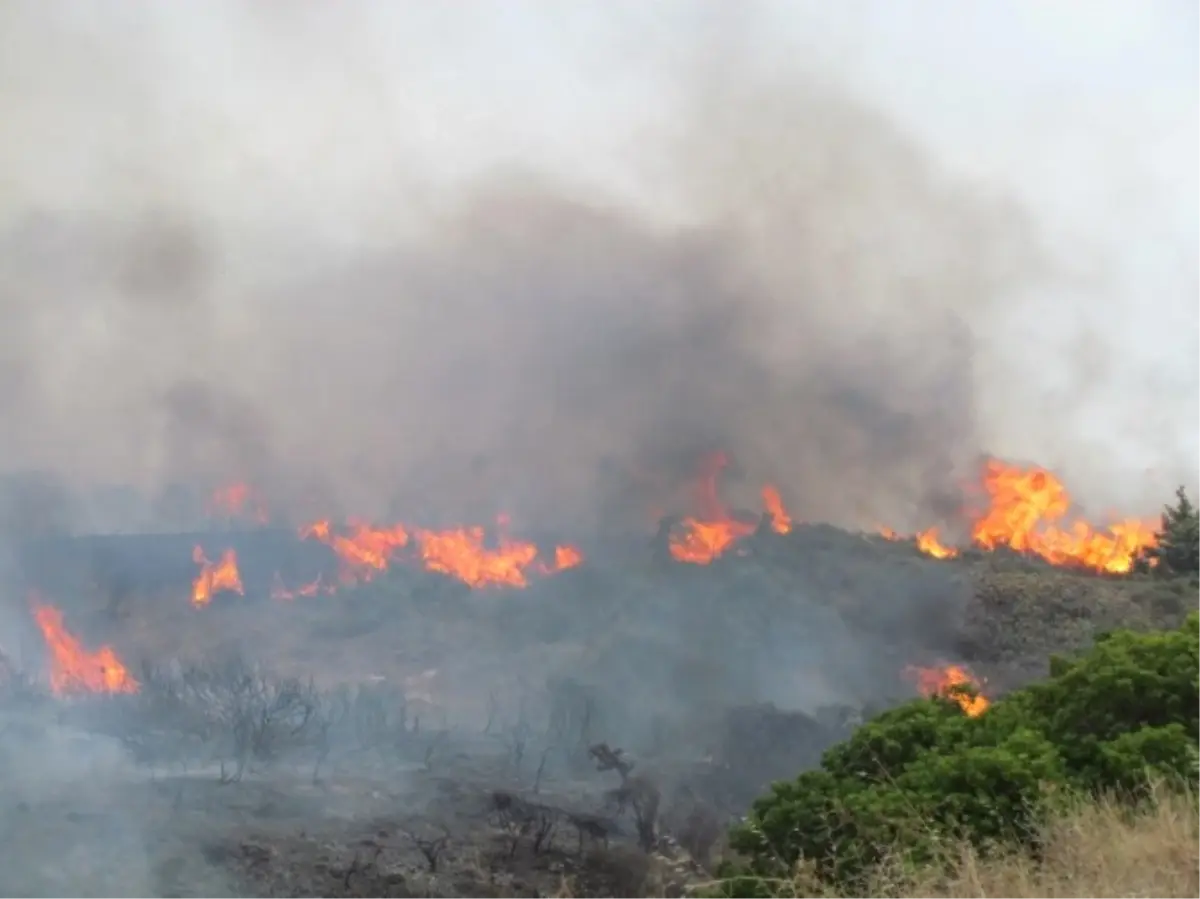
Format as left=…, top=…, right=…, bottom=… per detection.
left=1, top=507, right=1194, bottom=897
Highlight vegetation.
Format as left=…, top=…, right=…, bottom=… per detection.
left=693, top=787, right=1198, bottom=898
left=713, top=613, right=1199, bottom=896
left=1137, top=486, right=1200, bottom=578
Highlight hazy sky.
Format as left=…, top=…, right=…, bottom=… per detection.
left=0, top=0, right=1195, bottom=519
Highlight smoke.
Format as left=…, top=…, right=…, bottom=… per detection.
left=0, top=1, right=1193, bottom=536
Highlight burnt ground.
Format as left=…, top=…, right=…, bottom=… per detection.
left=0, top=524, right=1194, bottom=897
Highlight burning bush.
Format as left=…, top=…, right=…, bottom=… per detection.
left=715, top=613, right=1199, bottom=894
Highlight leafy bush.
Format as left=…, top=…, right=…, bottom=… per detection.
left=715, top=614, right=1199, bottom=893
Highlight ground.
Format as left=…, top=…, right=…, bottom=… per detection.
left=1, top=524, right=1192, bottom=897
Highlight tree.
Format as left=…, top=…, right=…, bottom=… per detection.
left=1138, top=486, right=1199, bottom=577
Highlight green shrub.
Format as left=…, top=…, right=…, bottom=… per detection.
left=720, top=613, right=1199, bottom=892
left=1137, top=486, right=1199, bottom=577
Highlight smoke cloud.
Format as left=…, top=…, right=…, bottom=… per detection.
left=0, top=1, right=1193, bottom=537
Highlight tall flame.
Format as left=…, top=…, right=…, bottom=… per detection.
left=669, top=453, right=794, bottom=564
left=32, top=601, right=138, bottom=695
left=191, top=546, right=244, bottom=607
left=762, top=485, right=793, bottom=535
left=883, top=459, right=1157, bottom=573
left=906, top=663, right=988, bottom=717
left=969, top=460, right=1157, bottom=573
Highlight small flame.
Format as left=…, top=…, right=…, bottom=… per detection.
left=191, top=545, right=244, bottom=607
left=762, top=485, right=792, bottom=534
left=32, top=600, right=138, bottom=695
left=553, top=544, right=585, bottom=571
left=915, top=526, right=958, bottom=559
left=906, top=663, right=989, bottom=717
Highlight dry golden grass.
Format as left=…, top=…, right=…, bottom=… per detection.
left=707, top=786, right=1199, bottom=899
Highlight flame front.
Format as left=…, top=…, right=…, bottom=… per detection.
left=32, top=601, right=138, bottom=695
left=906, top=663, right=988, bottom=717
left=969, top=460, right=1157, bottom=573
left=882, top=459, right=1158, bottom=573
left=191, top=545, right=244, bottom=607
left=291, top=516, right=583, bottom=591
left=669, top=453, right=794, bottom=564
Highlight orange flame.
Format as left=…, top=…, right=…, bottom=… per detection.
left=32, top=601, right=138, bottom=695
left=296, top=515, right=583, bottom=590
left=915, top=526, right=958, bottom=559
left=882, top=459, right=1158, bottom=573
left=301, top=519, right=410, bottom=585
left=206, top=482, right=268, bottom=524
left=969, top=460, right=1157, bottom=573
left=554, top=544, right=585, bottom=570
left=669, top=453, right=794, bottom=564
left=762, top=485, right=793, bottom=534
left=906, top=663, right=988, bottom=717
left=414, top=516, right=583, bottom=588
left=191, top=545, right=244, bottom=607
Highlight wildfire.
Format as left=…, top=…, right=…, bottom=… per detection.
left=206, top=482, right=269, bottom=524
left=762, top=485, right=793, bottom=535
left=669, top=453, right=794, bottom=564
left=409, top=516, right=584, bottom=588
left=882, top=459, right=1158, bottom=573
left=31, top=600, right=138, bottom=695
left=906, top=663, right=989, bottom=717
left=302, top=519, right=411, bottom=585
left=191, top=545, right=244, bottom=607
left=915, top=526, right=958, bottom=559
left=291, top=515, right=584, bottom=591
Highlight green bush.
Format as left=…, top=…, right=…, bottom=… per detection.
left=716, top=613, right=1199, bottom=893
left=1137, top=486, right=1199, bottom=577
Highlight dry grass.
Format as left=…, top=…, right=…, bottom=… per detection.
left=708, top=786, right=1199, bottom=898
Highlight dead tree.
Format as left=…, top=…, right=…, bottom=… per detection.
left=589, top=743, right=660, bottom=852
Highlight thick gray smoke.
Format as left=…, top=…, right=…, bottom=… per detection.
left=0, top=2, right=1193, bottom=537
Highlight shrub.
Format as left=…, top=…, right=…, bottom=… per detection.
left=1137, top=486, right=1199, bottom=577
left=716, top=614, right=1199, bottom=893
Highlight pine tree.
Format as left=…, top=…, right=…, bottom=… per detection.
left=1140, top=486, right=1200, bottom=576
